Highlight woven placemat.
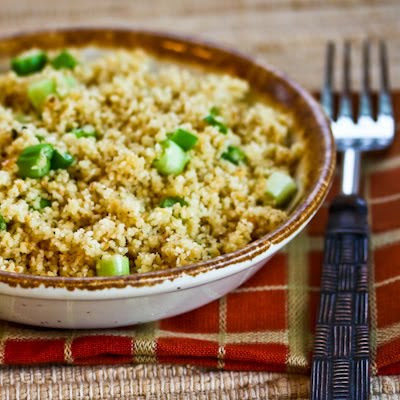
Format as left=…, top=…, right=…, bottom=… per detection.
left=0, top=365, right=400, bottom=399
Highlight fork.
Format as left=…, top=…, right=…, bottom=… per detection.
left=310, top=41, right=395, bottom=400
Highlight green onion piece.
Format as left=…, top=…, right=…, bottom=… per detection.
left=265, top=171, right=297, bottom=207
left=0, top=215, right=7, bottom=231
left=32, top=197, right=51, bottom=211
left=64, top=75, right=77, bottom=88
left=50, top=150, right=74, bottom=170
left=28, top=78, right=56, bottom=110
left=210, top=106, right=220, bottom=115
left=28, top=75, right=77, bottom=110
left=204, top=107, right=228, bottom=134
left=11, top=50, right=47, bottom=76
left=55, top=74, right=78, bottom=98
left=96, top=254, right=130, bottom=277
left=159, top=197, right=188, bottom=208
left=153, top=140, right=190, bottom=176
left=167, top=129, right=198, bottom=151
left=70, top=125, right=98, bottom=139
left=51, top=50, right=78, bottom=70
left=39, top=198, right=51, bottom=209
left=17, top=143, right=54, bottom=179
left=221, top=146, right=246, bottom=165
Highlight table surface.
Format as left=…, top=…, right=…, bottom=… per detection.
left=0, top=0, right=400, bottom=399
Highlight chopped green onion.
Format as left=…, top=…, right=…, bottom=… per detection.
left=204, top=107, right=228, bottom=134
left=39, top=198, right=51, bottom=208
left=28, top=75, right=77, bottom=110
left=17, top=143, right=54, bottom=179
left=153, top=140, right=190, bottom=176
left=265, top=171, right=297, bottom=207
left=55, top=74, right=78, bottom=97
left=11, top=50, right=47, bottom=76
left=0, top=215, right=7, bottom=231
left=27, top=78, right=56, bottom=110
left=167, top=129, right=198, bottom=151
left=32, top=197, right=51, bottom=211
left=64, top=75, right=77, bottom=87
left=221, top=146, right=246, bottom=165
left=51, top=50, right=78, bottom=70
left=96, top=254, right=130, bottom=277
left=35, top=134, right=45, bottom=142
left=159, top=197, right=188, bottom=208
left=210, top=106, right=220, bottom=115
left=70, top=125, right=98, bottom=139
left=50, top=150, right=74, bottom=170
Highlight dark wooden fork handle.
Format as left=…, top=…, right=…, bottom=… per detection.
left=311, top=195, right=370, bottom=400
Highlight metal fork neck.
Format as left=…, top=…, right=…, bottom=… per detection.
left=341, top=149, right=361, bottom=195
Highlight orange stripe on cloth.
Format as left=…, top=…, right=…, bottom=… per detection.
left=376, top=283, right=400, bottom=328
left=370, top=167, right=400, bottom=198
left=374, top=242, right=400, bottom=283
left=240, top=253, right=288, bottom=287
left=71, top=335, right=133, bottom=363
left=225, top=343, right=288, bottom=365
left=376, top=336, right=400, bottom=374
left=371, top=198, right=400, bottom=232
left=4, top=339, right=65, bottom=364
left=157, top=337, right=219, bottom=368
left=226, top=290, right=286, bottom=332
left=160, top=301, right=220, bottom=333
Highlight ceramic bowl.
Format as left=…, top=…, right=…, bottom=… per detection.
left=0, top=28, right=335, bottom=328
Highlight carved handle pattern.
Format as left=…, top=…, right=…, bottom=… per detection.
left=311, top=195, right=370, bottom=400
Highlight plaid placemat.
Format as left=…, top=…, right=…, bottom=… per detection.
left=0, top=92, right=399, bottom=374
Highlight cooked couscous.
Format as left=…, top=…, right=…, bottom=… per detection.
left=0, top=48, right=304, bottom=277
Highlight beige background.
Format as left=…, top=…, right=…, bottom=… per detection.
left=0, top=0, right=399, bottom=90
left=0, top=0, right=400, bottom=398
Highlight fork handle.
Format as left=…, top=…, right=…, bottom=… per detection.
left=311, top=194, right=370, bottom=400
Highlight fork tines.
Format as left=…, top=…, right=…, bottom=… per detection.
left=322, top=40, right=395, bottom=151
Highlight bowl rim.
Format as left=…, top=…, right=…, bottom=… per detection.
left=0, top=27, right=336, bottom=290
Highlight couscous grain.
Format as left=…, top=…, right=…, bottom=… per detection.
left=0, top=48, right=304, bottom=276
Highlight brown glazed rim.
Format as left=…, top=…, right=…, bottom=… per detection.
left=0, top=27, right=335, bottom=291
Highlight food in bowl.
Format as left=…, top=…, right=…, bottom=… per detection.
left=0, top=47, right=305, bottom=277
